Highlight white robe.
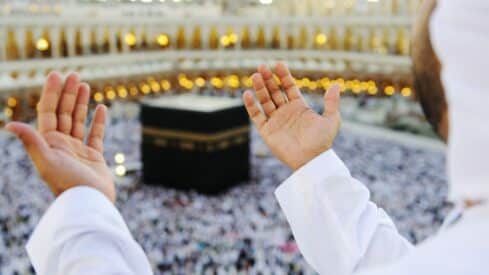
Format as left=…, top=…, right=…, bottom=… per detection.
left=26, top=186, right=153, bottom=275
left=276, top=150, right=489, bottom=275
left=275, top=0, right=489, bottom=273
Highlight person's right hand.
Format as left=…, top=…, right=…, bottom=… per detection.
left=243, top=62, right=341, bottom=171
left=5, top=72, right=116, bottom=202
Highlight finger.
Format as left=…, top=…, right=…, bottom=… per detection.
left=71, top=83, right=91, bottom=141
left=243, top=90, right=266, bottom=130
left=258, top=64, right=287, bottom=107
left=37, top=71, right=64, bottom=134
left=323, top=84, right=341, bottom=118
left=5, top=122, right=49, bottom=165
left=57, top=72, right=80, bottom=134
left=87, top=104, right=107, bottom=153
left=275, top=61, right=303, bottom=102
left=251, top=73, right=276, bottom=116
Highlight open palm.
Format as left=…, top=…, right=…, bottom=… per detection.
left=6, top=72, right=115, bottom=202
left=243, top=62, right=341, bottom=171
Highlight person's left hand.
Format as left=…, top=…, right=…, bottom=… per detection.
left=5, top=72, right=116, bottom=202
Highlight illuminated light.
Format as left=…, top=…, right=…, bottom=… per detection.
left=315, top=33, right=328, bottom=46
left=117, top=86, right=128, bottom=98
left=157, top=34, right=169, bottom=47
left=336, top=78, right=345, bottom=84
left=106, top=90, right=116, bottom=100
left=401, top=87, right=412, bottom=97
left=228, top=33, right=238, bottom=43
left=160, top=80, right=171, bottom=91
left=150, top=81, right=161, bottom=93
left=226, top=75, right=240, bottom=89
left=320, top=78, right=330, bottom=88
left=140, top=83, right=151, bottom=94
left=259, top=0, right=273, bottom=4
left=301, top=78, right=311, bottom=86
left=179, top=78, right=189, bottom=87
left=352, top=84, right=362, bottom=94
left=367, top=80, right=376, bottom=87
left=296, top=79, right=303, bottom=89
left=360, top=82, right=369, bottom=91
left=4, top=108, right=13, bottom=118
left=220, top=35, right=230, bottom=47
left=384, top=86, right=396, bottom=96
left=115, top=165, right=127, bottom=177
left=185, top=81, right=194, bottom=90
left=129, top=85, right=139, bottom=96
left=178, top=74, right=187, bottom=81
left=114, top=153, right=125, bottom=164
left=7, top=97, right=17, bottom=108
left=124, top=33, right=137, bottom=47
left=345, top=80, right=354, bottom=90
left=309, top=81, right=318, bottom=90
left=36, top=38, right=49, bottom=51
left=241, top=76, right=252, bottom=88
left=94, top=92, right=104, bottom=102
left=179, top=78, right=193, bottom=90
left=211, top=77, right=224, bottom=89
left=195, top=77, right=206, bottom=88
left=368, top=86, right=378, bottom=95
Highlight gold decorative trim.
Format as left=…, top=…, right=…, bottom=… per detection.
left=142, top=125, right=250, bottom=142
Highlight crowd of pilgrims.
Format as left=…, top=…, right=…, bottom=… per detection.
left=0, top=100, right=452, bottom=275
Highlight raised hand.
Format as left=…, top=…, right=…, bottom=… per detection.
left=5, top=72, right=115, bottom=202
left=243, top=62, right=341, bottom=171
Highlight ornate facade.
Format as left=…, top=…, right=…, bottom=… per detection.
left=0, top=0, right=420, bottom=121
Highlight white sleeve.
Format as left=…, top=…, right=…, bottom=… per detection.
left=26, top=186, right=153, bottom=275
left=275, top=150, right=413, bottom=275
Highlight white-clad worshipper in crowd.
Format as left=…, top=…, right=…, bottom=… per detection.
left=5, top=73, right=153, bottom=275
left=243, top=0, right=489, bottom=274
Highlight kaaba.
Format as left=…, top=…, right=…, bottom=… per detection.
left=141, top=94, right=250, bottom=194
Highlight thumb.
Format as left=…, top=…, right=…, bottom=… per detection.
left=5, top=122, right=49, bottom=164
left=322, top=83, right=341, bottom=118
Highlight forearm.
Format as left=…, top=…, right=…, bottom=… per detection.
left=275, top=150, right=413, bottom=275
left=26, top=186, right=153, bottom=275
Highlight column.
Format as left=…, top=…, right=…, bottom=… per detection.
left=234, top=24, right=242, bottom=50
left=279, top=24, right=288, bottom=49
left=81, top=26, right=91, bottom=55
left=15, top=27, right=27, bottom=59
left=336, top=26, right=345, bottom=51
left=66, top=26, right=76, bottom=57
left=51, top=26, right=61, bottom=58
left=0, top=27, right=6, bottom=61
left=201, top=25, right=210, bottom=49
left=109, top=26, right=118, bottom=54
left=96, top=26, right=105, bottom=52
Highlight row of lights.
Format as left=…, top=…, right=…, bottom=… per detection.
left=89, top=75, right=412, bottom=103
left=1, top=75, right=412, bottom=120
left=35, top=33, right=171, bottom=52
left=31, top=29, right=404, bottom=54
